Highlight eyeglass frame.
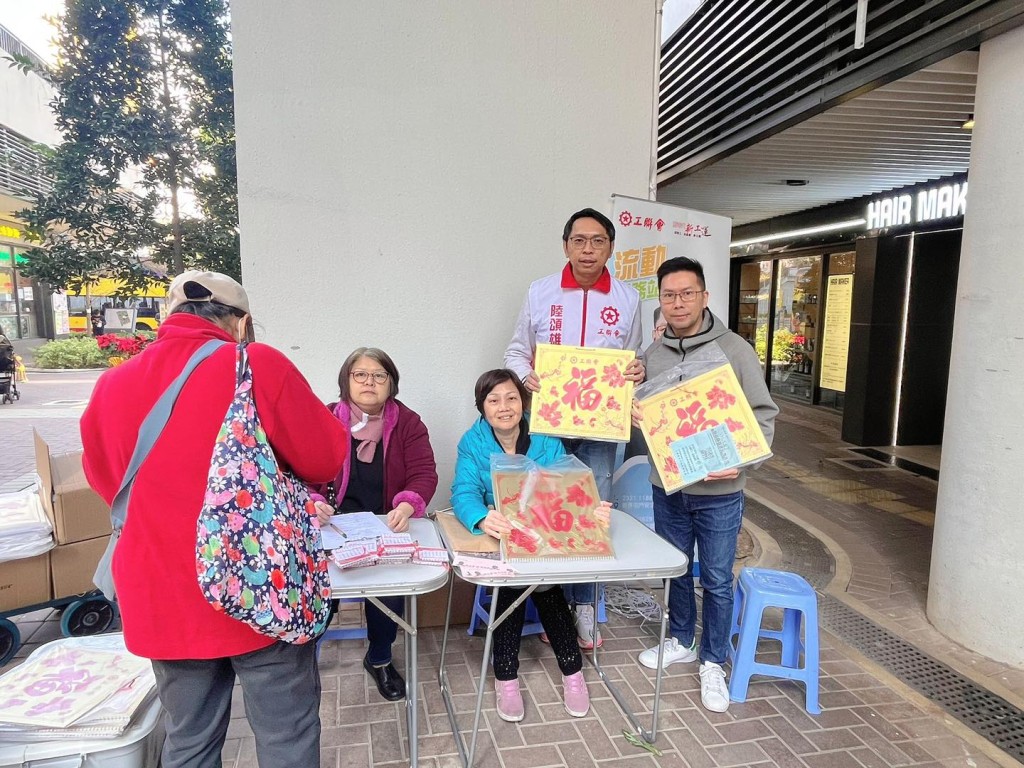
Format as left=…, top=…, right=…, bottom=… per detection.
left=566, top=235, right=611, bottom=249
left=350, top=369, right=390, bottom=385
left=659, top=289, right=707, bottom=304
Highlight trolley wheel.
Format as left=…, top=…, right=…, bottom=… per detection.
left=61, top=598, right=116, bottom=637
left=0, top=618, right=20, bottom=666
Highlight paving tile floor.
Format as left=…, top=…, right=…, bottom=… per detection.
left=215, top=609, right=1005, bottom=768
left=3, top=379, right=1022, bottom=767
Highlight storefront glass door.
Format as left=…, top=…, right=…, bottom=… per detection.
left=736, top=261, right=772, bottom=375
left=769, top=255, right=821, bottom=402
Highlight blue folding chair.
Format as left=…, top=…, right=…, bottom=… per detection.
left=613, top=455, right=700, bottom=578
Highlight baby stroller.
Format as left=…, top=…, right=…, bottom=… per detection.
left=0, top=338, right=18, bottom=404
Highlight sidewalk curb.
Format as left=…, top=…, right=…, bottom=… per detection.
left=24, top=367, right=106, bottom=374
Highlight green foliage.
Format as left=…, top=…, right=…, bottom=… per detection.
left=33, top=337, right=108, bottom=369
left=17, top=0, right=240, bottom=290
left=754, top=325, right=796, bottom=364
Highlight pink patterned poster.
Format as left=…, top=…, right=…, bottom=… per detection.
left=529, top=344, right=634, bottom=442
left=0, top=646, right=150, bottom=728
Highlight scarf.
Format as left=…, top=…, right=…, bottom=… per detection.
left=348, top=403, right=384, bottom=463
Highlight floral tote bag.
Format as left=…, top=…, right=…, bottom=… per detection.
left=196, top=344, right=331, bottom=643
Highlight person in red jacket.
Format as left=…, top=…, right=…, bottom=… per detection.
left=81, top=271, right=348, bottom=768
left=311, top=346, right=438, bottom=701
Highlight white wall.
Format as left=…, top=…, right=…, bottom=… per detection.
left=927, top=25, right=1024, bottom=666
left=231, top=1, right=657, bottom=503
left=0, top=63, right=59, bottom=146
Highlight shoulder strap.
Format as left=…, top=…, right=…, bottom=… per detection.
left=109, top=339, right=229, bottom=530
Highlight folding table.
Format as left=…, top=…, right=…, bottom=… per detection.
left=325, top=517, right=448, bottom=768
left=435, top=509, right=688, bottom=767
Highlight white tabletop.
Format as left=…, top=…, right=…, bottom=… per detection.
left=327, top=518, right=450, bottom=598
left=438, top=509, right=689, bottom=588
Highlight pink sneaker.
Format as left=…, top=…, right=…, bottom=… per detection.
left=494, top=678, right=525, bottom=722
left=562, top=671, right=590, bottom=717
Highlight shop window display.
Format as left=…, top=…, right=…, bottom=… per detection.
left=770, top=256, right=821, bottom=402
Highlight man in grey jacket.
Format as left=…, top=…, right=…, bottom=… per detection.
left=635, top=256, right=778, bottom=714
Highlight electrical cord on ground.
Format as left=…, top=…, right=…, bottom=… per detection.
left=603, top=584, right=662, bottom=622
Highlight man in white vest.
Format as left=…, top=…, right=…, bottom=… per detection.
left=505, top=207, right=644, bottom=649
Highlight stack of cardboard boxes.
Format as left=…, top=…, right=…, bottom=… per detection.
left=0, top=431, right=112, bottom=613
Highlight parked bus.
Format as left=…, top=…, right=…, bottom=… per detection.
left=65, top=278, right=168, bottom=334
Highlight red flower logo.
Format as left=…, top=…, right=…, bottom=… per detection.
left=538, top=401, right=562, bottom=427
left=509, top=528, right=537, bottom=553
left=706, top=385, right=736, bottom=409
left=566, top=482, right=594, bottom=508
left=601, top=364, right=626, bottom=388
left=725, top=417, right=744, bottom=433
left=663, top=455, right=679, bottom=475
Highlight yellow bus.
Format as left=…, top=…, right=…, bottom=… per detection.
left=66, top=278, right=168, bottom=334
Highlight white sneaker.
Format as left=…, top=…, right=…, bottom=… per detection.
left=637, top=637, right=697, bottom=670
left=574, top=604, right=602, bottom=649
left=699, top=662, right=730, bottom=713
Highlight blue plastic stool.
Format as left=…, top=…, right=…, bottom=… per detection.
left=728, top=568, right=820, bottom=714
left=316, top=597, right=368, bottom=658
left=467, top=585, right=542, bottom=636
left=466, top=585, right=607, bottom=636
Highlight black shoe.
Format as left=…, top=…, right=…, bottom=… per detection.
left=363, top=656, right=405, bottom=701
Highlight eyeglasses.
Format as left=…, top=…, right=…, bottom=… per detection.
left=567, top=235, right=610, bottom=249
left=660, top=289, right=705, bottom=304
left=350, top=370, right=389, bottom=385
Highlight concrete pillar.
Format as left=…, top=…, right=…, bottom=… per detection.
left=928, top=26, right=1024, bottom=666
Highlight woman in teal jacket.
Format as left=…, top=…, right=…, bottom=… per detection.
left=451, top=369, right=591, bottom=724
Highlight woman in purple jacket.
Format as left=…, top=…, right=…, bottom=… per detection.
left=313, top=347, right=438, bottom=701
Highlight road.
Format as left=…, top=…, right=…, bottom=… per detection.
left=0, top=369, right=102, bottom=491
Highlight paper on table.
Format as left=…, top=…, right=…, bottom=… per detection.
left=319, top=523, right=347, bottom=551
left=434, top=510, right=500, bottom=555
left=331, top=511, right=392, bottom=541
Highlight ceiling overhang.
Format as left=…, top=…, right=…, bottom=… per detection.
left=658, top=52, right=977, bottom=228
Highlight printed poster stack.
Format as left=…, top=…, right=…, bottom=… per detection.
left=0, top=634, right=155, bottom=741
left=529, top=344, right=634, bottom=442
left=636, top=363, right=772, bottom=492
left=490, top=455, right=613, bottom=561
left=323, top=512, right=448, bottom=570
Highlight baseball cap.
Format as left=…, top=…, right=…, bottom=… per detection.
left=166, top=270, right=251, bottom=315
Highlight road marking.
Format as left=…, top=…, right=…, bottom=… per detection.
left=0, top=408, right=86, bottom=419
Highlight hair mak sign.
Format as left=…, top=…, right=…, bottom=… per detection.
left=866, top=182, right=967, bottom=230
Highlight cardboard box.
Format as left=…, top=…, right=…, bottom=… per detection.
left=34, top=429, right=112, bottom=545
left=51, top=535, right=110, bottom=599
left=0, top=553, right=51, bottom=612
left=418, top=573, right=476, bottom=628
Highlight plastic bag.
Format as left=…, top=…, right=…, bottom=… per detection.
left=489, top=454, right=612, bottom=560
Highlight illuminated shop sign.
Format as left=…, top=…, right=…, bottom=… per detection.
left=866, top=182, right=967, bottom=230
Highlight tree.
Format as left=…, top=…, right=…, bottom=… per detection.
left=16, top=0, right=239, bottom=292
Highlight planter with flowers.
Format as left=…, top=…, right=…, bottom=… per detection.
left=96, top=333, right=155, bottom=367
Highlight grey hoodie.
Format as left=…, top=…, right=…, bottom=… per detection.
left=641, top=310, right=778, bottom=496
